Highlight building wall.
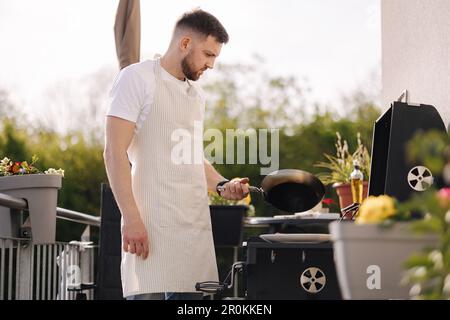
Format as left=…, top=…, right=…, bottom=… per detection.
left=381, top=0, right=450, bottom=129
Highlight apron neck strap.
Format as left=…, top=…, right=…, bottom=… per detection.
left=154, top=56, right=192, bottom=88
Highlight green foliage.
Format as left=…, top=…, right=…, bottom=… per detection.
left=401, top=130, right=450, bottom=300
left=0, top=118, right=30, bottom=161
left=407, top=130, right=450, bottom=175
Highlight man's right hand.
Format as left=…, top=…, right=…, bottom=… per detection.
left=122, top=217, right=149, bottom=260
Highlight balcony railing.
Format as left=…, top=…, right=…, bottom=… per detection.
left=0, top=192, right=99, bottom=300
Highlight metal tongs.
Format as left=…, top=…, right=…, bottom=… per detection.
left=339, top=202, right=361, bottom=221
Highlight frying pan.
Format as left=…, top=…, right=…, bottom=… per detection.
left=217, top=169, right=325, bottom=213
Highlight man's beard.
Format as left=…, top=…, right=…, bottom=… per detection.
left=181, top=54, right=203, bottom=81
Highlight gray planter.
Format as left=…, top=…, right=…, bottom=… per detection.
left=0, top=174, right=62, bottom=244
left=329, top=221, right=437, bottom=299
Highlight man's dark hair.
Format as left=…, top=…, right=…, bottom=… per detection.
left=175, top=9, right=229, bottom=44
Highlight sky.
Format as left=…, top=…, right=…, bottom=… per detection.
left=0, top=0, right=381, bottom=129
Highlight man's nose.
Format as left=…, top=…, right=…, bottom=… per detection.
left=206, top=59, right=215, bottom=69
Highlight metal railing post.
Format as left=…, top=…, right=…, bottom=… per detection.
left=17, top=241, right=32, bottom=300
left=80, top=226, right=94, bottom=300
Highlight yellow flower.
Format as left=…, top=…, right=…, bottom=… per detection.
left=355, top=195, right=397, bottom=224
left=239, top=192, right=252, bottom=205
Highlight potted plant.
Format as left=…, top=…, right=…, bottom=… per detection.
left=0, top=155, right=64, bottom=244
left=329, top=195, right=438, bottom=299
left=208, top=181, right=255, bottom=247
left=330, top=130, right=449, bottom=300
left=315, top=132, right=371, bottom=211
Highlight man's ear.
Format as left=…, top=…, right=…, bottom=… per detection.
left=179, top=36, right=192, bottom=53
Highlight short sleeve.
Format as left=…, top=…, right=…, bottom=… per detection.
left=107, top=67, right=145, bottom=123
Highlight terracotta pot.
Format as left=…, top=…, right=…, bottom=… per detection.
left=333, top=182, right=368, bottom=216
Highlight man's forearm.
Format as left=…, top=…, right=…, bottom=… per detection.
left=104, top=150, right=141, bottom=223
left=204, top=158, right=227, bottom=192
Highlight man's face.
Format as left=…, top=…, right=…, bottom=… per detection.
left=181, top=35, right=222, bottom=81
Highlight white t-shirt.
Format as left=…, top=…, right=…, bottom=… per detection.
left=107, top=58, right=199, bottom=133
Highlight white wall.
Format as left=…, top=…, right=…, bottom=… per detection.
left=382, top=0, right=450, bottom=129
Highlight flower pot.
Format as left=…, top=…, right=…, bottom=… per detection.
left=0, top=174, right=62, bottom=244
left=333, top=182, right=368, bottom=215
left=209, top=205, right=248, bottom=247
left=329, top=221, right=437, bottom=299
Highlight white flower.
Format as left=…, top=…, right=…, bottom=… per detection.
left=414, top=266, right=427, bottom=278
left=45, top=168, right=65, bottom=177
left=0, top=157, right=11, bottom=175
left=409, top=284, right=422, bottom=298
left=443, top=274, right=450, bottom=295
left=428, top=250, right=443, bottom=270
left=445, top=211, right=450, bottom=224
left=1, top=157, right=10, bottom=167
left=44, top=168, right=57, bottom=175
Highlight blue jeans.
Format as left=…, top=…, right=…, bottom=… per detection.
left=126, top=292, right=204, bottom=300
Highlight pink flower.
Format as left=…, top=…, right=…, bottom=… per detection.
left=437, top=188, right=450, bottom=208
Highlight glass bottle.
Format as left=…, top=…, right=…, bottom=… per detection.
left=350, top=159, right=364, bottom=204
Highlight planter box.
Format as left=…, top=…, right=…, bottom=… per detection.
left=329, top=221, right=437, bottom=299
left=209, top=205, right=248, bottom=247
left=0, top=174, right=62, bottom=244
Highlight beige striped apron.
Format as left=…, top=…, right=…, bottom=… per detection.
left=121, top=59, right=218, bottom=297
